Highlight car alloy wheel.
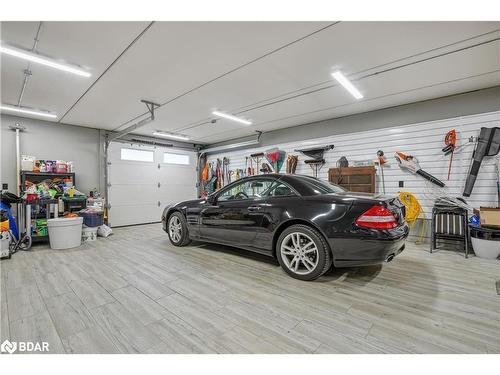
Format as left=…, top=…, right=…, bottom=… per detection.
left=280, top=232, right=319, bottom=275
left=169, top=215, right=182, bottom=243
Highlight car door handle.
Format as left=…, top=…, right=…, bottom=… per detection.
left=248, top=206, right=262, bottom=211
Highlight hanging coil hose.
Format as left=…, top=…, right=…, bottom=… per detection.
left=336, top=156, right=349, bottom=184
left=398, top=191, right=426, bottom=244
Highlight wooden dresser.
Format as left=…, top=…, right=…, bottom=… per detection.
left=328, top=166, right=376, bottom=193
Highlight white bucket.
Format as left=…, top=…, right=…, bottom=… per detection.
left=82, top=226, right=98, bottom=242
left=47, top=217, right=83, bottom=250
left=471, top=237, right=500, bottom=260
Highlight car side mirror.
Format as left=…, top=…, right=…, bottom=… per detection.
left=206, top=194, right=216, bottom=205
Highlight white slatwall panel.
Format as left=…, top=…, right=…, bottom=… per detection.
left=207, top=111, right=500, bottom=218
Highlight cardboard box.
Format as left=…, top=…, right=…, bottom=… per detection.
left=479, top=207, right=500, bottom=229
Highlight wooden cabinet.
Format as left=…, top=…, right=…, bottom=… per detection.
left=328, top=166, right=376, bottom=193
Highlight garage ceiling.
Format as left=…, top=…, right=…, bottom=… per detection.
left=1, top=21, right=499, bottom=144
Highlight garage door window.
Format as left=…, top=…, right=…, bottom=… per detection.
left=120, top=148, right=154, bottom=162
left=163, top=153, right=190, bottom=165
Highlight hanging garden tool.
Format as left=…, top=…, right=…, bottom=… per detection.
left=260, top=163, right=272, bottom=173
left=222, top=157, right=230, bottom=186
left=199, top=156, right=209, bottom=197
left=206, top=162, right=217, bottom=195
left=463, top=127, right=500, bottom=197
left=496, top=159, right=500, bottom=206
left=295, top=144, right=334, bottom=160
left=265, top=148, right=286, bottom=173
left=251, top=152, right=264, bottom=175
left=442, top=129, right=457, bottom=180
left=295, top=144, right=334, bottom=178
left=248, top=156, right=253, bottom=176
left=395, top=151, right=445, bottom=187
left=376, top=150, right=387, bottom=194
left=286, top=155, right=299, bottom=174
left=215, top=159, right=222, bottom=190
left=335, top=156, right=349, bottom=184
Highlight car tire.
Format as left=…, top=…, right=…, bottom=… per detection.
left=167, top=212, right=191, bottom=247
left=276, top=224, right=332, bottom=281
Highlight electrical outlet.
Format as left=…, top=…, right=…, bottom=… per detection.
left=399, top=181, right=404, bottom=188
left=2, top=183, right=7, bottom=190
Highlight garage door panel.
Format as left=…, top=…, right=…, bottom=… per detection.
left=109, top=142, right=197, bottom=227
left=108, top=204, right=161, bottom=227
left=110, top=163, right=158, bottom=184
left=110, top=184, right=158, bottom=205
left=160, top=185, right=197, bottom=206
left=159, top=167, right=197, bottom=185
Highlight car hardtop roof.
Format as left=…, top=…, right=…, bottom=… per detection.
left=236, top=173, right=319, bottom=187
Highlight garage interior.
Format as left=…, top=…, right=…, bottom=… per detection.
left=1, top=21, right=499, bottom=354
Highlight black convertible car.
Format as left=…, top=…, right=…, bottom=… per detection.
left=162, top=174, right=409, bottom=280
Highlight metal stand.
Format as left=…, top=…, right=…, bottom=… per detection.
left=296, top=145, right=333, bottom=178
left=305, top=160, right=325, bottom=178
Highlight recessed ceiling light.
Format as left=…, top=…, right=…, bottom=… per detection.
left=331, top=71, right=363, bottom=99
left=212, top=110, right=252, bottom=125
left=0, top=104, right=57, bottom=119
left=0, top=44, right=91, bottom=78
left=152, top=131, right=190, bottom=141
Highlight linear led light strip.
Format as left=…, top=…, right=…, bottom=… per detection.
left=212, top=110, right=252, bottom=125
left=0, top=104, right=57, bottom=119
left=152, top=131, right=190, bottom=141
left=331, top=71, right=363, bottom=99
left=0, top=44, right=91, bottom=77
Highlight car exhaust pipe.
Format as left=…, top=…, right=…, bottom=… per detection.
left=385, top=254, right=395, bottom=262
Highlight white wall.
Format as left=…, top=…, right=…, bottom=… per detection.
left=1, top=114, right=101, bottom=195
left=207, top=111, right=500, bottom=218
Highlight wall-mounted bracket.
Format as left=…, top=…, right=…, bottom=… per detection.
left=141, top=100, right=160, bottom=121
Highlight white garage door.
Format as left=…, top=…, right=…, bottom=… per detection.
left=108, top=142, right=197, bottom=227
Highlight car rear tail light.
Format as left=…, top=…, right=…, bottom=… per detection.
left=355, top=205, right=398, bottom=229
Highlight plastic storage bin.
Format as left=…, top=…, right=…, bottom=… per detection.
left=21, top=155, right=35, bottom=171
left=47, top=217, right=83, bottom=250
left=63, top=196, right=87, bottom=212
left=79, top=211, right=103, bottom=227
left=82, top=226, right=98, bottom=242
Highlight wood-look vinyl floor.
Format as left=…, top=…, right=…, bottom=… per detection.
left=1, top=223, right=499, bottom=354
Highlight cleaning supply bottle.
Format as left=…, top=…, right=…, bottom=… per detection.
left=58, top=197, right=64, bottom=215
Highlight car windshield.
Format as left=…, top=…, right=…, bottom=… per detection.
left=301, top=177, right=346, bottom=195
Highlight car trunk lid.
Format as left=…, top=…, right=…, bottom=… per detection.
left=335, top=192, right=406, bottom=225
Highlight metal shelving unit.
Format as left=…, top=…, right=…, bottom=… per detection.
left=20, top=171, right=76, bottom=193
left=25, top=198, right=58, bottom=242
left=20, top=172, right=75, bottom=244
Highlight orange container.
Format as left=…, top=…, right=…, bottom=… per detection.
left=0, top=220, right=9, bottom=232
